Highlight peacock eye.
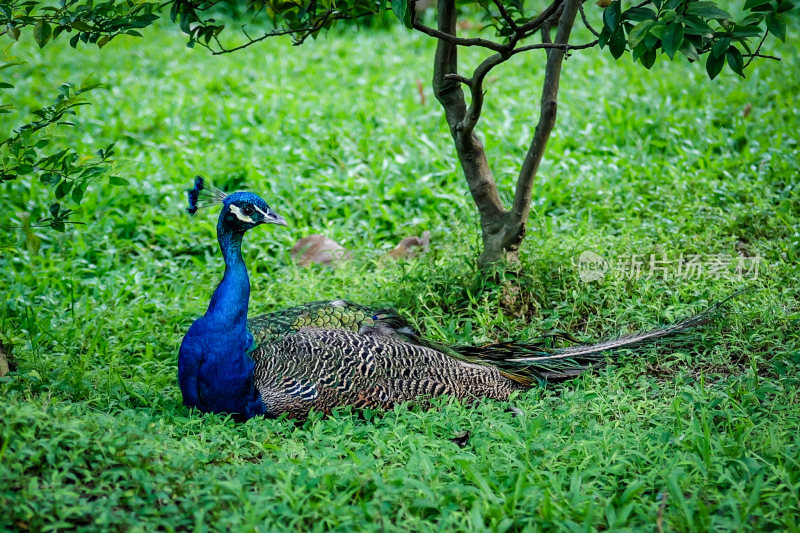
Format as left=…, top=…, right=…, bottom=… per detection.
left=241, top=205, right=255, bottom=216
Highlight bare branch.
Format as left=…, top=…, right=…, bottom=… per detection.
left=443, top=73, right=472, bottom=87
left=431, top=0, right=467, bottom=132
left=204, top=10, right=377, bottom=54
left=490, top=0, right=518, bottom=31
left=510, top=0, right=581, bottom=230
left=578, top=0, right=601, bottom=38
left=742, top=30, right=770, bottom=70
left=412, top=20, right=507, bottom=52
left=511, top=39, right=599, bottom=56
left=207, top=22, right=324, bottom=54
left=746, top=52, right=780, bottom=61
left=431, top=0, right=505, bottom=226
left=515, top=0, right=565, bottom=37
left=461, top=54, right=506, bottom=138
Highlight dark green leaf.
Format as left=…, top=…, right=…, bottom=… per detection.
left=687, top=2, right=732, bottom=19
left=641, top=47, right=657, bottom=68
left=726, top=46, right=745, bottom=76
left=0, top=82, right=13, bottom=89
left=604, top=1, right=622, bottom=31
left=33, top=20, right=52, bottom=48
left=777, top=0, right=795, bottom=12
left=109, top=176, right=129, bottom=186
left=750, top=1, right=777, bottom=10
left=662, top=22, right=684, bottom=59
left=645, top=29, right=660, bottom=48
left=766, top=12, right=786, bottom=41
left=712, top=37, right=731, bottom=57
left=632, top=40, right=647, bottom=62
left=71, top=184, right=85, bottom=203
left=39, top=173, right=60, bottom=186
left=623, top=7, right=657, bottom=21
left=744, top=0, right=773, bottom=8
left=679, top=40, right=700, bottom=61
left=732, top=24, right=765, bottom=38
left=49, top=202, right=61, bottom=217
left=390, top=0, right=412, bottom=28
left=628, top=20, right=656, bottom=48
left=71, top=20, right=93, bottom=32
left=682, top=16, right=713, bottom=36
left=598, top=25, right=612, bottom=47
left=134, top=14, right=160, bottom=23
left=609, top=25, right=626, bottom=58
left=55, top=179, right=72, bottom=198
left=706, top=51, right=725, bottom=79
left=170, top=1, right=179, bottom=23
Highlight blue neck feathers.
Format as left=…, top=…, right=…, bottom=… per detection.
left=177, top=215, right=265, bottom=419
left=208, top=222, right=250, bottom=322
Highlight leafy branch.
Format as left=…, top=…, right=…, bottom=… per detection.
left=0, top=63, right=124, bottom=231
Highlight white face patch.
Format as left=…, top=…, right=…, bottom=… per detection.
left=253, top=205, right=270, bottom=218
left=228, top=204, right=255, bottom=224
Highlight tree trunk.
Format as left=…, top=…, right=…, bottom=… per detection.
left=430, top=0, right=580, bottom=267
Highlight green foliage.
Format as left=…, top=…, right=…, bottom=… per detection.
left=599, top=0, right=795, bottom=78
left=0, top=24, right=798, bottom=530
left=0, top=0, right=792, bottom=238
left=0, top=0, right=161, bottom=49
left=0, top=62, right=119, bottom=230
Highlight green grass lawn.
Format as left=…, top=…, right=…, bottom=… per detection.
left=1, top=13, right=799, bottom=531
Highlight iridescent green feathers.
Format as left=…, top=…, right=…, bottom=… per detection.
left=247, top=300, right=427, bottom=346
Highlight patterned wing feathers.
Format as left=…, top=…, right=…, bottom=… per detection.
left=251, top=329, right=520, bottom=418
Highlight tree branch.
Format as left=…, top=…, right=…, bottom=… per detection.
left=204, top=10, right=376, bottom=54
left=413, top=20, right=507, bottom=52
left=510, top=39, right=599, bottom=56
left=431, top=0, right=467, bottom=133
left=431, top=0, right=505, bottom=226
left=461, top=53, right=506, bottom=138
left=578, top=0, right=600, bottom=38
left=515, top=0, right=565, bottom=38
left=490, top=0, right=518, bottom=31
left=742, top=29, right=770, bottom=70
left=510, top=0, right=581, bottom=231
left=443, top=73, right=472, bottom=87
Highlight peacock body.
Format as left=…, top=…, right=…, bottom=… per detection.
left=179, top=178, right=730, bottom=421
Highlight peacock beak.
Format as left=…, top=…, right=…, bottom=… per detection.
left=265, top=211, right=288, bottom=227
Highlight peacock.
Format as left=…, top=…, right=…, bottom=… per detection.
left=179, top=177, right=735, bottom=421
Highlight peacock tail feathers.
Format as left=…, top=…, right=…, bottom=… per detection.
left=449, top=289, right=750, bottom=384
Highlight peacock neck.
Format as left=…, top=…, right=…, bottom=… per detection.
left=206, top=222, right=250, bottom=326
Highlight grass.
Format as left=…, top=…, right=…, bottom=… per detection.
left=1, top=12, right=799, bottom=532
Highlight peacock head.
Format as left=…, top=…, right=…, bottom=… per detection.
left=187, top=176, right=287, bottom=233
